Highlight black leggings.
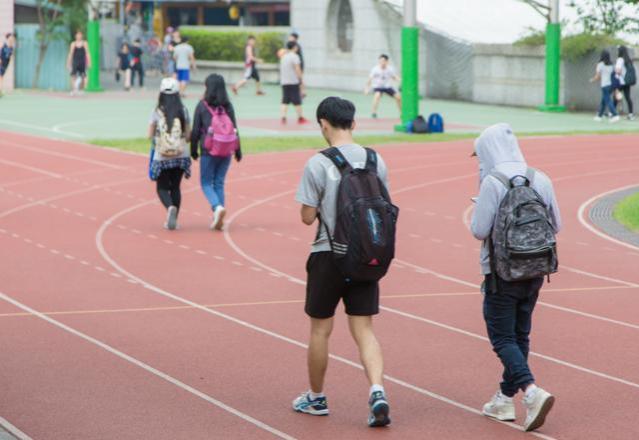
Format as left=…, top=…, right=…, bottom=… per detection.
left=621, top=85, right=634, bottom=114
left=156, top=168, right=184, bottom=210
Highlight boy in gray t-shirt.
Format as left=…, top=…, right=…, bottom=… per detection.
left=279, top=41, right=307, bottom=124
left=292, top=97, right=391, bottom=428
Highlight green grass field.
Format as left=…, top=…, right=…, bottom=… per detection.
left=614, top=192, right=639, bottom=232
left=90, top=130, right=639, bottom=156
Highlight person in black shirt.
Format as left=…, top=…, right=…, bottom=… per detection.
left=130, top=39, right=145, bottom=88
left=66, top=31, right=91, bottom=95
left=191, top=74, right=242, bottom=231
left=0, top=33, right=15, bottom=96
left=117, top=43, right=132, bottom=91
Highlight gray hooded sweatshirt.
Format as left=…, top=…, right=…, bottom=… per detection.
left=470, top=123, right=562, bottom=274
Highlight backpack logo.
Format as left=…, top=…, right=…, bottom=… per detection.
left=320, top=147, right=399, bottom=282
left=155, top=110, right=185, bottom=158
left=203, top=102, right=239, bottom=157
left=490, top=168, right=558, bottom=282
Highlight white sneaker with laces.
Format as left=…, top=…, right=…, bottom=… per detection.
left=523, top=386, right=555, bottom=432
left=610, top=115, right=621, bottom=123
left=593, top=116, right=603, bottom=122
left=482, top=390, right=515, bottom=421
left=210, top=206, right=226, bottom=231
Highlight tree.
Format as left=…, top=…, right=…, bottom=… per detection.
left=568, top=0, right=639, bottom=36
left=33, top=0, right=64, bottom=88
left=519, top=0, right=551, bottom=22
left=33, top=0, right=88, bottom=88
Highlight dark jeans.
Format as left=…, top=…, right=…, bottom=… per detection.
left=156, top=168, right=184, bottom=210
left=598, top=86, right=617, bottom=117
left=620, top=85, right=634, bottom=114
left=131, top=63, right=144, bottom=87
left=483, top=274, right=543, bottom=397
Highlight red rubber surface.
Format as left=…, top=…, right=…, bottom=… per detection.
left=1, top=130, right=638, bottom=439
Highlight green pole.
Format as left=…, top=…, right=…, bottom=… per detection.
left=395, top=0, right=419, bottom=132
left=86, top=19, right=103, bottom=92
left=539, top=0, right=564, bottom=112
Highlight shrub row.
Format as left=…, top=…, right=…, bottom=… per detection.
left=180, top=29, right=285, bottom=63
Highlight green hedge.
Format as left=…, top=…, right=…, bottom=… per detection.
left=515, top=31, right=626, bottom=61
left=180, top=29, right=284, bottom=63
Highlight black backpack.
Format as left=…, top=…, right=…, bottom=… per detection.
left=320, top=147, right=399, bottom=282
left=412, top=115, right=429, bottom=133
left=625, top=62, right=636, bottom=86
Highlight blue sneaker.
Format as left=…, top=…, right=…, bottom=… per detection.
left=292, top=392, right=329, bottom=416
left=368, top=391, right=391, bottom=427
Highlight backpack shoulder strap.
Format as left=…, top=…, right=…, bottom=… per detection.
left=201, top=100, right=215, bottom=115
left=321, top=147, right=352, bottom=176
left=489, top=170, right=511, bottom=189
left=364, top=147, right=378, bottom=172
left=525, top=167, right=536, bottom=186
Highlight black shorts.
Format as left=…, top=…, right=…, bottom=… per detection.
left=71, top=65, right=87, bottom=77
left=305, top=252, right=379, bottom=319
left=244, top=65, right=260, bottom=81
left=374, top=87, right=396, bottom=97
left=282, top=84, right=302, bottom=105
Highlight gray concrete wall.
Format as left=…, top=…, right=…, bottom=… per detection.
left=291, top=0, right=426, bottom=95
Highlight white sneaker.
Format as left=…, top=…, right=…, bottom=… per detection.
left=593, top=116, right=603, bottom=122
left=210, top=206, right=226, bottom=231
left=523, top=386, right=555, bottom=432
left=610, top=115, right=620, bottom=123
left=628, top=114, right=636, bottom=121
left=482, top=390, right=515, bottom=421
left=166, top=206, right=178, bottom=231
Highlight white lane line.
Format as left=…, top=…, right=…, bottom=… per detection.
left=0, top=158, right=62, bottom=179
left=97, top=201, right=552, bottom=440
left=560, top=265, right=639, bottom=288
left=196, top=250, right=207, bottom=255
left=0, top=291, right=295, bottom=440
left=224, top=190, right=639, bottom=392
left=577, top=183, right=639, bottom=252
left=0, top=415, right=33, bottom=440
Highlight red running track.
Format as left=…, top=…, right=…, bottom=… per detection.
left=0, top=130, right=638, bottom=440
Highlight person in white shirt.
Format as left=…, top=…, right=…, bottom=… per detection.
left=590, top=50, right=619, bottom=123
left=615, top=46, right=635, bottom=120
left=364, top=54, right=401, bottom=118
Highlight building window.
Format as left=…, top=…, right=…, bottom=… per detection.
left=328, top=0, right=353, bottom=53
left=204, top=7, right=240, bottom=26
left=167, top=7, right=197, bottom=27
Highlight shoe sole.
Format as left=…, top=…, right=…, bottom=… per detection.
left=292, top=406, right=329, bottom=416
left=482, top=409, right=515, bottom=422
left=214, top=209, right=226, bottom=231
left=525, top=395, right=555, bottom=432
left=368, top=401, right=391, bottom=427
left=166, top=207, right=178, bottom=230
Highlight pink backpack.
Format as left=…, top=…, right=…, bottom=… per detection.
left=202, top=101, right=239, bottom=157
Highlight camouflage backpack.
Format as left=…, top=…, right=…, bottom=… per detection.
left=489, top=168, right=558, bottom=282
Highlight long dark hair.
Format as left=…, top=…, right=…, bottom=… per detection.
left=600, top=50, right=612, bottom=66
left=204, top=74, right=231, bottom=111
left=618, top=46, right=633, bottom=66
left=158, top=93, right=186, bottom=131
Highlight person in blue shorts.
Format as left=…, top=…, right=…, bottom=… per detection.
left=173, top=37, right=195, bottom=97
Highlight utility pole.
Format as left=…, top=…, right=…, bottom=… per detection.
left=396, top=0, right=419, bottom=131
left=539, top=0, right=564, bottom=111
left=86, top=0, right=103, bottom=92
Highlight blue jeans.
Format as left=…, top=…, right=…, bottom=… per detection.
left=599, top=86, right=617, bottom=117
left=200, top=152, right=232, bottom=210
left=483, top=275, right=543, bottom=397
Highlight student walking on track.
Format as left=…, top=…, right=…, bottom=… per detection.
left=294, top=96, right=398, bottom=428
left=191, top=74, right=242, bottom=231
left=148, top=78, right=191, bottom=230
left=591, top=50, right=620, bottom=123
left=615, top=46, right=636, bottom=120
left=470, top=123, right=561, bottom=432
left=66, top=31, right=91, bottom=95
left=232, top=35, right=265, bottom=96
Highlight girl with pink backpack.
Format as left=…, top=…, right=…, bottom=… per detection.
left=190, top=74, right=242, bottom=231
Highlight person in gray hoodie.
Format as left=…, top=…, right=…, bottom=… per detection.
left=470, top=123, right=561, bottom=432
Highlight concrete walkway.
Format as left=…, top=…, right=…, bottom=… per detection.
left=0, top=84, right=638, bottom=140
